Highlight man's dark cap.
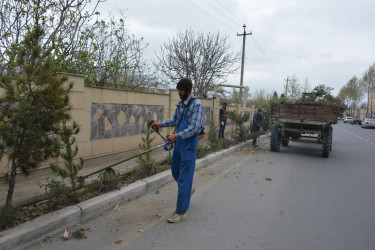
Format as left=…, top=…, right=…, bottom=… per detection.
left=176, top=78, right=192, bottom=92
left=258, top=109, right=262, bottom=112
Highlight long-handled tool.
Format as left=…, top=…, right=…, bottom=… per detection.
left=79, top=143, right=169, bottom=179
left=149, top=120, right=174, bottom=151
left=80, top=121, right=174, bottom=180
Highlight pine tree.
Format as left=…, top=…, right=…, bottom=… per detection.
left=0, top=26, right=75, bottom=214
left=228, top=111, right=250, bottom=142
left=137, top=123, right=156, bottom=177
left=50, top=122, right=83, bottom=201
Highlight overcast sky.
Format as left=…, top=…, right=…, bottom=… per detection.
left=97, top=0, right=375, bottom=97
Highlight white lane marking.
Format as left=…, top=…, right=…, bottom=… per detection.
left=335, top=126, right=374, bottom=145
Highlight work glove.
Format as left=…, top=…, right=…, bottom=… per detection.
left=221, top=121, right=224, bottom=126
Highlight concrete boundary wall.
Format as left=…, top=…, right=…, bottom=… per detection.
left=0, top=73, right=255, bottom=175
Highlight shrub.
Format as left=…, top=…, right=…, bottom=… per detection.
left=208, top=111, right=220, bottom=151
left=40, top=179, right=69, bottom=209
left=219, top=138, right=232, bottom=149
left=166, top=151, right=172, bottom=165
left=0, top=206, right=23, bottom=230
left=197, top=144, right=210, bottom=159
left=261, top=104, right=271, bottom=131
left=228, top=111, right=250, bottom=143
left=98, top=168, right=119, bottom=193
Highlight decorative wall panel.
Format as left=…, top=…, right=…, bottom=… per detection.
left=91, top=103, right=164, bottom=141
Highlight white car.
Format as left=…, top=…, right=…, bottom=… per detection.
left=361, top=118, right=375, bottom=128
left=344, top=117, right=353, bottom=123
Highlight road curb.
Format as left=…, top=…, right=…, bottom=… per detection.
left=77, top=180, right=146, bottom=222
left=0, top=205, right=81, bottom=250
left=144, top=171, right=173, bottom=192
left=0, top=134, right=269, bottom=249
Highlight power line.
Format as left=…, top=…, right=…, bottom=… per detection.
left=245, top=38, right=266, bottom=66
left=197, top=0, right=285, bottom=78
left=251, top=37, right=280, bottom=74
left=249, top=35, right=289, bottom=77
left=214, top=0, right=244, bottom=25
left=185, top=0, right=237, bottom=33
left=185, top=0, right=287, bottom=84
left=245, top=38, right=284, bottom=80
left=252, top=36, right=274, bottom=67
left=202, top=0, right=241, bottom=27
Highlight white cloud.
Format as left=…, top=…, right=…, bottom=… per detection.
left=97, top=0, right=375, bottom=97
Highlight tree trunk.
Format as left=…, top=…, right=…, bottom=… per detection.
left=367, top=90, right=370, bottom=118
left=5, top=160, right=17, bottom=209
left=371, top=92, right=373, bottom=118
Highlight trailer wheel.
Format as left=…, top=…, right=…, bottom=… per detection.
left=282, top=139, right=289, bottom=146
left=321, top=126, right=332, bottom=157
left=270, top=125, right=281, bottom=152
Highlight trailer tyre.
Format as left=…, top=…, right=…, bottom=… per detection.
left=321, top=126, right=332, bottom=157
left=270, top=125, right=281, bottom=152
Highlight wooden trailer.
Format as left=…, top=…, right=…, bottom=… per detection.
left=270, top=103, right=340, bottom=157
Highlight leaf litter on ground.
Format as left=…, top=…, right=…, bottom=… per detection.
left=72, top=228, right=87, bottom=239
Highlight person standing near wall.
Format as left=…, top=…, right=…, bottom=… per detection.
left=151, top=78, right=204, bottom=223
left=218, top=102, right=228, bottom=139
left=252, top=109, right=263, bottom=147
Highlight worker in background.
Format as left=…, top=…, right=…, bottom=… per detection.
left=218, top=102, right=228, bottom=139
left=252, top=109, right=263, bottom=147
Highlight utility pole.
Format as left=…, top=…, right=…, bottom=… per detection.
left=284, top=77, right=289, bottom=97
left=237, top=25, right=252, bottom=108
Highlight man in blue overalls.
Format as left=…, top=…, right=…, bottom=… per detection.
left=151, top=78, right=204, bottom=223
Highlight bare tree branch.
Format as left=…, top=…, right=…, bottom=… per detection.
left=153, top=29, right=240, bottom=97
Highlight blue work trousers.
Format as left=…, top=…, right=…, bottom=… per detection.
left=171, top=137, right=198, bottom=214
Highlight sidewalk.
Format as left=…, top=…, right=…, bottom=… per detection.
left=0, top=131, right=239, bottom=206
left=0, top=134, right=269, bottom=250
left=0, top=146, right=171, bottom=207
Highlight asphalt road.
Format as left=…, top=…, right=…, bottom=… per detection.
left=28, top=123, right=375, bottom=250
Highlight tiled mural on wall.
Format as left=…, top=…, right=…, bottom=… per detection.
left=91, top=103, right=211, bottom=141
left=91, top=103, right=164, bottom=141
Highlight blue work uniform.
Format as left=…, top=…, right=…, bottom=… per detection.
left=160, top=95, right=204, bottom=214
left=172, top=104, right=200, bottom=214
